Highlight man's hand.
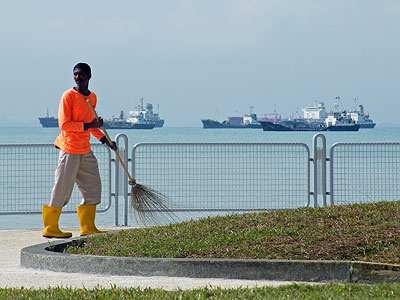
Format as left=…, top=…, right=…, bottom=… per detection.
left=88, top=117, right=103, bottom=128
left=100, top=136, right=117, bottom=151
left=105, top=139, right=118, bottom=151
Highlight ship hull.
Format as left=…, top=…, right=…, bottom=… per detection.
left=39, top=117, right=58, bottom=128
left=358, top=123, right=376, bottom=129
left=202, top=119, right=261, bottom=129
left=260, top=121, right=327, bottom=131
left=155, top=120, right=164, bottom=128
left=260, top=121, right=360, bottom=132
left=326, top=124, right=360, bottom=131
left=104, top=121, right=155, bottom=130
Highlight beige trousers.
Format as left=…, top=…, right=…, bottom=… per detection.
left=49, top=151, right=102, bottom=207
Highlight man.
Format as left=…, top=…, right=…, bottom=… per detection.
left=42, top=62, right=116, bottom=238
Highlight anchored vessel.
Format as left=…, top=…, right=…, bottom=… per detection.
left=260, top=102, right=362, bottom=132
left=260, top=118, right=360, bottom=132
left=38, top=100, right=165, bottom=130
left=104, top=99, right=164, bottom=130
left=38, top=109, right=58, bottom=127
left=201, top=107, right=279, bottom=129
left=129, top=99, right=164, bottom=128
left=103, top=110, right=155, bottom=130
left=347, top=104, right=376, bottom=128
left=201, top=114, right=261, bottom=129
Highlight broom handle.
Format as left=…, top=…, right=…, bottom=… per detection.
left=86, top=100, right=135, bottom=184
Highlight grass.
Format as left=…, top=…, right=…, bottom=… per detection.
left=1, top=284, right=400, bottom=300
left=8, top=201, right=400, bottom=299
left=66, top=201, right=400, bottom=264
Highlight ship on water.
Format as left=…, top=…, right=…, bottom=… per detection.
left=346, top=104, right=376, bottom=128
left=260, top=101, right=361, bottom=132
left=201, top=106, right=277, bottom=129
left=127, top=99, right=164, bottom=128
left=260, top=116, right=360, bottom=131
left=104, top=99, right=164, bottom=129
left=38, top=108, right=58, bottom=127
left=329, top=96, right=376, bottom=128
left=202, top=114, right=261, bottom=129
left=201, top=97, right=375, bottom=131
left=39, top=99, right=164, bottom=130
left=103, top=110, right=155, bottom=130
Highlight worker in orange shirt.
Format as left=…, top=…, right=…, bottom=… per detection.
left=42, top=62, right=117, bottom=238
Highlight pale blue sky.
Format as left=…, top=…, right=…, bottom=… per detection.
left=1, top=0, right=399, bottom=126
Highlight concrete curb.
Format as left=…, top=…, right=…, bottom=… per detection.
left=20, top=239, right=400, bottom=284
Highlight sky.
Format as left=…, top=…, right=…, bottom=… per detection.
left=1, top=0, right=400, bottom=127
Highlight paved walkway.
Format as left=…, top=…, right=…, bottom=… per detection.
left=0, top=227, right=304, bottom=290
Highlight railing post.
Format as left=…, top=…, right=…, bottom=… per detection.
left=312, top=134, right=327, bottom=207
left=329, top=144, right=335, bottom=206
left=115, top=134, right=129, bottom=226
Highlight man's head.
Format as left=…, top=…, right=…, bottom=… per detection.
left=73, top=63, right=91, bottom=76
left=73, top=63, right=92, bottom=90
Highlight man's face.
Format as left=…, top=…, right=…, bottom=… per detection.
left=73, top=68, right=91, bottom=87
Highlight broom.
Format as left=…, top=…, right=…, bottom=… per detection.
left=86, top=100, right=174, bottom=225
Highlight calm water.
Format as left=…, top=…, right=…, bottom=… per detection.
left=0, top=125, right=399, bottom=229
left=2, top=125, right=400, bottom=146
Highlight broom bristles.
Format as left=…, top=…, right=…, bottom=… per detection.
left=130, top=183, right=176, bottom=225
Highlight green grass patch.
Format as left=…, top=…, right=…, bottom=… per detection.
left=2, top=284, right=400, bottom=300
left=66, top=201, right=400, bottom=264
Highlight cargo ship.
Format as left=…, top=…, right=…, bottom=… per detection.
left=38, top=109, right=58, bottom=127
left=39, top=100, right=164, bottom=130
left=103, top=99, right=164, bottom=129
left=126, top=99, right=164, bottom=128
left=201, top=114, right=261, bottom=129
left=39, top=113, right=155, bottom=130
left=260, top=118, right=360, bottom=131
left=327, top=97, right=375, bottom=128
left=260, top=102, right=360, bottom=132
left=347, top=103, right=376, bottom=128
left=201, top=107, right=278, bottom=129
left=103, top=110, right=155, bottom=130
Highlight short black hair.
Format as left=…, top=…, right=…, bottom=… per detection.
left=73, top=63, right=91, bottom=75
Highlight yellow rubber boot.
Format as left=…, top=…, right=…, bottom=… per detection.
left=42, top=206, right=72, bottom=238
left=77, top=205, right=104, bottom=236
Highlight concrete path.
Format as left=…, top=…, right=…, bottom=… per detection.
left=0, top=228, right=304, bottom=290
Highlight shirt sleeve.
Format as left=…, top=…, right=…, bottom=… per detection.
left=90, top=127, right=105, bottom=141
left=58, top=93, right=84, bottom=132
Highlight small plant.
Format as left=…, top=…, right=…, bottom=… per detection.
left=63, top=239, right=85, bottom=254
left=46, top=240, right=55, bottom=252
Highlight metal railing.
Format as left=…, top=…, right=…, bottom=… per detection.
left=329, top=142, right=400, bottom=205
left=0, top=144, right=112, bottom=215
left=1, top=134, right=400, bottom=227
left=131, top=142, right=311, bottom=212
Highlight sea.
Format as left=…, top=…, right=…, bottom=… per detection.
left=1, top=125, right=399, bottom=230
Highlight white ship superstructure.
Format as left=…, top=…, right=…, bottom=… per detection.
left=325, top=112, right=357, bottom=128
left=301, top=99, right=375, bottom=129
left=103, top=98, right=164, bottom=129
left=242, top=106, right=261, bottom=126
left=301, top=102, right=327, bottom=120
left=347, top=104, right=376, bottom=128
left=129, top=98, right=164, bottom=127
left=126, top=110, right=153, bottom=126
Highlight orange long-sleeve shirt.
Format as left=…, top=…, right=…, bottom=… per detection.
left=54, top=88, right=105, bottom=154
